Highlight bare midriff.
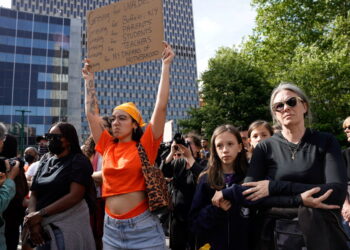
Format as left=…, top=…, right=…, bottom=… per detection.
left=105, top=190, right=146, bottom=215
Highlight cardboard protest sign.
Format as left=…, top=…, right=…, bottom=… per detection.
left=87, top=0, right=164, bottom=72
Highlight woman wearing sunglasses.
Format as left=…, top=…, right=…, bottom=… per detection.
left=241, top=83, right=348, bottom=249
left=23, top=122, right=96, bottom=249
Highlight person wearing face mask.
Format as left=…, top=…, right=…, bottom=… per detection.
left=23, top=122, right=96, bottom=250
left=24, top=147, right=39, bottom=172
left=36, top=136, right=49, bottom=159
left=23, top=147, right=40, bottom=227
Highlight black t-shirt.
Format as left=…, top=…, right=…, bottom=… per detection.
left=343, top=147, right=350, bottom=179
left=31, top=153, right=93, bottom=210
left=245, top=128, right=347, bottom=207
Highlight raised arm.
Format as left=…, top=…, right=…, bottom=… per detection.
left=82, top=59, right=105, bottom=143
left=150, top=42, right=175, bottom=139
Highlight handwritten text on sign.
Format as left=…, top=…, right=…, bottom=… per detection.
left=87, top=0, right=164, bottom=72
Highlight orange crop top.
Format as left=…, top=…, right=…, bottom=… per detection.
left=95, top=124, right=162, bottom=198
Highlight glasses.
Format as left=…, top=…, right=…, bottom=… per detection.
left=344, top=126, right=350, bottom=131
left=44, top=133, right=63, bottom=141
left=272, top=96, right=303, bottom=112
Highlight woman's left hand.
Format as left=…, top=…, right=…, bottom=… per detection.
left=162, top=41, right=175, bottom=65
left=301, top=187, right=340, bottom=209
left=24, top=211, right=43, bottom=228
left=242, top=180, right=270, bottom=201
left=219, top=200, right=231, bottom=211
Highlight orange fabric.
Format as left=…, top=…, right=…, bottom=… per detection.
left=95, top=124, right=162, bottom=198
left=105, top=198, right=148, bottom=219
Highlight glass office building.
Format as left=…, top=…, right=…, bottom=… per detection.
left=0, top=7, right=81, bottom=143
left=12, top=0, right=199, bottom=140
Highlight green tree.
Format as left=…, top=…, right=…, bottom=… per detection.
left=243, top=0, right=350, bottom=141
left=179, top=47, right=272, bottom=138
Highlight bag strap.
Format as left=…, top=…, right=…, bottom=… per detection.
left=136, top=143, right=152, bottom=168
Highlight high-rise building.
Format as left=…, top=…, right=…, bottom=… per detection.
left=0, top=7, right=81, bottom=144
left=12, top=0, right=199, bottom=140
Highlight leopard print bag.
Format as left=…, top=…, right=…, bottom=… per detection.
left=136, top=143, right=169, bottom=212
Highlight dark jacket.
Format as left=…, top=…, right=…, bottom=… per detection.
left=343, top=147, right=350, bottom=194
left=161, top=158, right=204, bottom=221
left=189, top=173, right=254, bottom=250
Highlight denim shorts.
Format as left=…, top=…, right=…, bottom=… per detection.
left=103, top=210, right=166, bottom=250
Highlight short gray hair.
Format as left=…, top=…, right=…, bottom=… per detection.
left=270, top=82, right=312, bottom=126
left=0, top=123, right=7, bottom=141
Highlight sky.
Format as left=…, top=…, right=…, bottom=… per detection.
left=0, top=0, right=257, bottom=76
left=192, top=0, right=256, bottom=75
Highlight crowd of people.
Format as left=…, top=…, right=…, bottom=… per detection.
left=0, top=42, right=349, bottom=250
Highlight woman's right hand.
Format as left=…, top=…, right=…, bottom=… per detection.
left=301, top=187, right=340, bottom=209
left=28, top=224, right=45, bottom=246
left=82, top=58, right=94, bottom=81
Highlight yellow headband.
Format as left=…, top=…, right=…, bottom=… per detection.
left=113, top=102, right=146, bottom=127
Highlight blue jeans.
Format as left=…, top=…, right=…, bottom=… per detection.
left=37, top=226, right=65, bottom=250
left=103, top=210, right=166, bottom=250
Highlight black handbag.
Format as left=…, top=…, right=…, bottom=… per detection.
left=274, top=218, right=306, bottom=250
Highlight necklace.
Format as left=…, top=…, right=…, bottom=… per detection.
left=286, top=140, right=301, bottom=160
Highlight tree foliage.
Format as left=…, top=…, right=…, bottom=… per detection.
left=181, top=0, right=350, bottom=143
left=243, top=0, right=350, bottom=141
left=179, top=48, right=272, bottom=138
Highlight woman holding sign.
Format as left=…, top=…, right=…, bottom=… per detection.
left=82, top=42, right=174, bottom=250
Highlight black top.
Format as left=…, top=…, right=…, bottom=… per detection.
left=343, top=147, right=350, bottom=179
left=31, top=153, right=93, bottom=210
left=343, top=147, right=350, bottom=195
left=161, top=158, right=204, bottom=221
left=189, top=173, right=254, bottom=250
left=245, top=128, right=347, bottom=207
